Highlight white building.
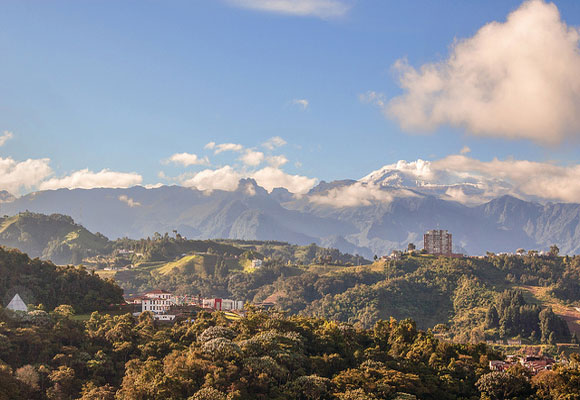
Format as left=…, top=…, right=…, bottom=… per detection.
left=6, top=294, right=27, bottom=312
left=202, top=298, right=244, bottom=311
left=141, top=290, right=174, bottom=316
left=251, top=259, right=263, bottom=268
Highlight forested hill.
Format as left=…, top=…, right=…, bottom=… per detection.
left=0, top=212, right=110, bottom=265
left=0, top=247, right=123, bottom=313
left=2, top=307, right=580, bottom=399
left=0, top=211, right=368, bottom=267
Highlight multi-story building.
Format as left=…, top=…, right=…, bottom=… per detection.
left=424, top=230, right=453, bottom=255
left=142, top=290, right=174, bottom=314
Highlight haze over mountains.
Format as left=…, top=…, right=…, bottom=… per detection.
left=1, top=162, right=579, bottom=258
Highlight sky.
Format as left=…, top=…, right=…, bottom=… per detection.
left=2, top=0, right=580, bottom=203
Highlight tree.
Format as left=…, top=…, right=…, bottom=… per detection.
left=79, top=383, right=115, bottom=400
left=549, top=245, right=560, bottom=257
left=407, top=243, right=416, bottom=251
left=476, top=371, right=531, bottom=400
left=485, top=306, right=499, bottom=328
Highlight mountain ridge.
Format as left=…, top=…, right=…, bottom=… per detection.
left=1, top=181, right=579, bottom=258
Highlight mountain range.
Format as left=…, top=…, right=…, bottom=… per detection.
left=2, top=164, right=580, bottom=258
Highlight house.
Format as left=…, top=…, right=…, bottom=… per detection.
left=6, top=294, right=27, bottom=312
left=140, top=290, right=175, bottom=320
left=520, top=356, right=555, bottom=374
left=251, top=259, right=263, bottom=268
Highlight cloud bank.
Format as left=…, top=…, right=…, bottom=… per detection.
left=39, top=169, right=143, bottom=190
left=0, top=157, right=52, bottom=194
left=180, top=165, right=316, bottom=194
left=384, top=0, right=580, bottom=145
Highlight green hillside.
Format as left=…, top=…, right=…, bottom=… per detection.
left=155, top=254, right=243, bottom=277
left=0, top=212, right=110, bottom=265
left=0, top=246, right=123, bottom=312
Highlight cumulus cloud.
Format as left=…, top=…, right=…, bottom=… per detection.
left=0, top=157, right=52, bottom=194
left=252, top=166, right=316, bottom=194
left=239, top=149, right=265, bottom=166
left=267, top=155, right=289, bottom=168
left=0, top=131, right=14, bottom=147
left=181, top=166, right=243, bottom=192
left=166, top=152, right=210, bottom=166
left=460, top=146, right=471, bottom=154
left=292, top=99, right=309, bottom=109
left=262, top=136, right=287, bottom=150
left=213, top=143, right=244, bottom=154
left=204, top=142, right=216, bottom=150
left=433, top=155, right=580, bottom=203
left=179, top=164, right=316, bottom=194
left=226, top=0, right=350, bottom=18
left=384, top=0, right=580, bottom=145
left=118, top=195, right=141, bottom=207
left=39, top=169, right=142, bottom=190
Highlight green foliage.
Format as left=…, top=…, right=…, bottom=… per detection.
left=1, top=305, right=580, bottom=399
left=0, top=247, right=123, bottom=313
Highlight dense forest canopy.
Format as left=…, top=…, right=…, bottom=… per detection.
left=2, top=306, right=580, bottom=400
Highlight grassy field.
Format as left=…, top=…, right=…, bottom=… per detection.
left=517, top=285, right=580, bottom=335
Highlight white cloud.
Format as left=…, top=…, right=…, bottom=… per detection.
left=310, top=182, right=406, bottom=207
left=214, top=143, right=244, bottom=154
left=179, top=164, right=316, bottom=194
left=226, top=0, right=350, bottom=18
left=384, top=0, right=580, bottom=145
left=0, top=157, right=52, bottom=194
left=39, top=169, right=142, bottom=190
left=204, top=142, right=216, bottom=150
left=292, top=99, right=309, bottom=109
left=0, top=131, right=14, bottom=147
left=119, top=195, right=141, bottom=207
left=262, top=136, right=287, bottom=150
left=460, top=146, right=471, bottom=154
left=267, top=155, right=289, bottom=168
left=359, top=91, right=387, bottom=108
left=181, top=166, right=243, bottom=192
left=252, top=166, right=317, bottom=194
left=166, top=152, right=210, bottom=166
left=432, top=155, right=580, bottom=203
left=239, top=149, right=265, bottom=166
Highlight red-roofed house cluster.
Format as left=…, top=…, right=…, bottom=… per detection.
left=489, top=354, right=557, bottom=375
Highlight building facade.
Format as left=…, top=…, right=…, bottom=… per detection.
left=202, top=298, right=244, bottom=311
left=424, top=230, right=453, bottom=255
left=141, top=290, right=174, bottom=314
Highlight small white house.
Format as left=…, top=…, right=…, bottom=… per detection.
left=251, top=259, right=263, bottom=268
left=6, top=294, right=27, bottom=312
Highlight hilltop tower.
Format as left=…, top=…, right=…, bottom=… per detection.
left=424, top=230, right=453, bottom=255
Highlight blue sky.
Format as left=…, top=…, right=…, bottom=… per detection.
left=2, top=0, right=580, bottom=200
